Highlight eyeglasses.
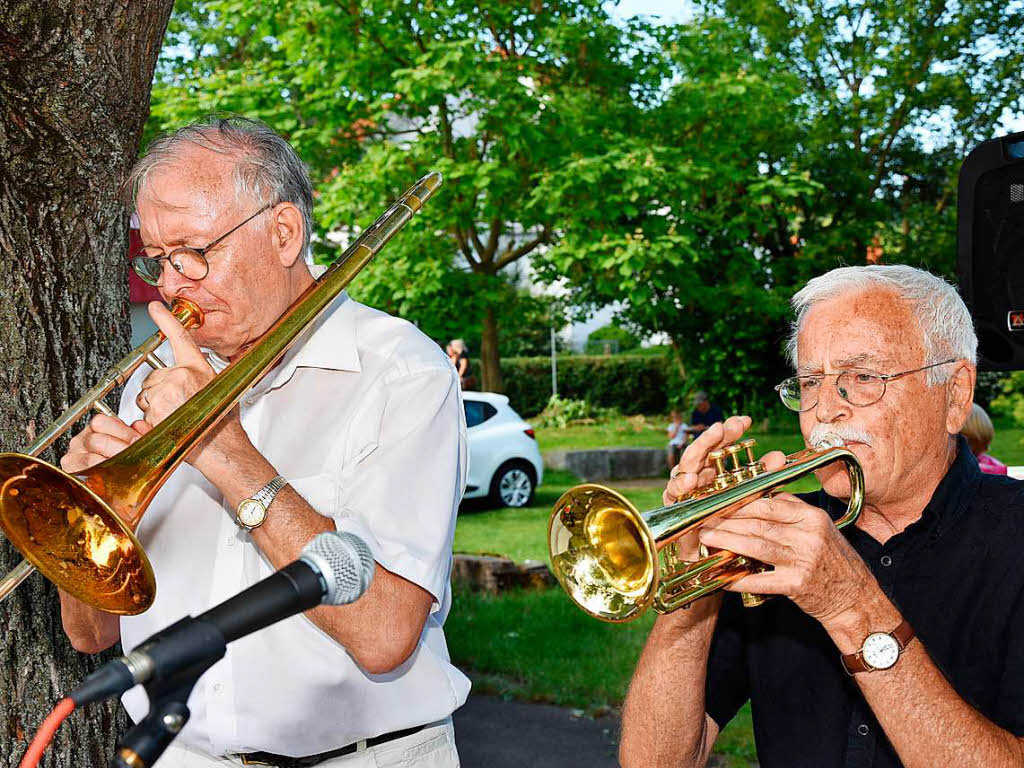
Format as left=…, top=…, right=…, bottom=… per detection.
left=774, top=359, right=957, bottom=412
left=130, top=205, right=272, bottom=286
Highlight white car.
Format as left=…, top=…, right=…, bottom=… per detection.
left=462, top=391, right=544, bottom=508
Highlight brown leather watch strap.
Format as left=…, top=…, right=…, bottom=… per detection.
left=841, top=618, right=915, bottom=675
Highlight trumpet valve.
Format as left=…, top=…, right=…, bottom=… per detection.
left=739, top=438, right=766, bottom=476
left=708, top=449, right=735, bottom=489
left=725, top=444, right=753, bottom=482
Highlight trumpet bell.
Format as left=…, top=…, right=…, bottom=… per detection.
left=0, top=453, right=155, bottom=614
left=548, top=484, right=658, bottom=622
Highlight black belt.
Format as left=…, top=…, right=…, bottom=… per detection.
left=239, top=723, right=428, bottom=766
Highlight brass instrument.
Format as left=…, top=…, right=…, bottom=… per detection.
left=547, top=437, right=864, bottom=622
left=0, top=298, right=204, bottom=605
left=0, top=171, right=442, bottom=614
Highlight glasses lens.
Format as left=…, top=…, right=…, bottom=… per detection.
left=777, top=378, right=805, bottom=411
left=131, top=256, right=163, bottom=286
left=837, top=371, right=885, bottom=406
left=168, top=248, right=209, bottom=281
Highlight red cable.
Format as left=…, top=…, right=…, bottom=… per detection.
left=18, top=697, right=75, bottom=768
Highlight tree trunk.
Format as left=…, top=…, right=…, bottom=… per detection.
left=479, top=303, right=504, bottom=393
left=0, top=2, right=173, bottom=765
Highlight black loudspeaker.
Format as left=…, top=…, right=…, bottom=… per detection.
left=958, top=131, right=1024, bottom=370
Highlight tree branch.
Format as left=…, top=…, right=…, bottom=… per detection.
left=494, top=228, right=549, bottom=270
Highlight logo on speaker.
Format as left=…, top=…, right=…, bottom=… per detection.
left=1008, top=311, right=1024, bottom=331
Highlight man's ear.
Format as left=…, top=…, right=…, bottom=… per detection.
left=270, top=202, right=305, bottom=267
left=945, top=362, right=976, bottom=435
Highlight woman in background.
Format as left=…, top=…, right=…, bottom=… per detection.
left=961, top=403, right=1008, bottom=475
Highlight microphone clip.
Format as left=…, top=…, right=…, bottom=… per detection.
left=109, top=618, right=227, bottom=768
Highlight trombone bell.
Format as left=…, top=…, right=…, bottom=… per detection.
left=0, top=454, right=154, bottom=613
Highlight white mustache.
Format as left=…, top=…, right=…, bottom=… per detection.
left=809, top=424, right=873, bottom=449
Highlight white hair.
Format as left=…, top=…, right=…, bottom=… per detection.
left=785, top=265, right=977, bottom=385
left=126, top=116, right=315, bottom=254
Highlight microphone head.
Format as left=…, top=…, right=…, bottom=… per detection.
left=301, top=532, right=375, bottom=606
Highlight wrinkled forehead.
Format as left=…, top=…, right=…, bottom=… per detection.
left=795, top=288, right=926, bottom=373
left=136, top=145, right=241, bottom=218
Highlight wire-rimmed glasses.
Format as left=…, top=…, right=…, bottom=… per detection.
left=130, top=205, right=272, bottom=286
left=774, top=359, right=957, bottom=412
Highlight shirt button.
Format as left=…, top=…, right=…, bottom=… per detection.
left=880, top=555, right=893, bottom=567
left=226, top=535, right=236, bottom=547
left=858, top=724, right=870, bottom=736
left=214, top=683, right=224, bottom=694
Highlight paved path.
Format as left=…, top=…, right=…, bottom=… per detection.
left=453, top=694, right=743, bottom=767
left=453, top=694, right=620, bottom=767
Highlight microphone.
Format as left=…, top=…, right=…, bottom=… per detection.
left=72, top=531, right=374, bottom=707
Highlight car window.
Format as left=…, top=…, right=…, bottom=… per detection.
left=465, top=401, right=497, bottom=428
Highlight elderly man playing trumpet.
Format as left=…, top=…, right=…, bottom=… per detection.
left=57, top=117, right=468, bottom=766
left=621, top=265, right=1024, bottom=767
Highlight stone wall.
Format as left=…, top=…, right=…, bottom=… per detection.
left=544, top=447, right=666, bottom=481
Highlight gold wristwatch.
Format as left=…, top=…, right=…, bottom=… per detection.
left=235, top=475, right=288, bottom=531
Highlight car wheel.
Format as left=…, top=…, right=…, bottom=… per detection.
left=489, top=461, right=536, bottom=508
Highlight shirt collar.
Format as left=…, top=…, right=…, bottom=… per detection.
left=915, top=434, right=981, bottom=541
left=820, top=434, right=981, bottom=546
left=206, top=287, right=361, bottom=397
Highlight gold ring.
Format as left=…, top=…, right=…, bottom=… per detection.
left=670, top=465, right=682, bottom=479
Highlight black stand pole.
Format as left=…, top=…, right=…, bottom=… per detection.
left=108, top=642, right=223, bottom=768
left=110, top=700, right=191, bottom=768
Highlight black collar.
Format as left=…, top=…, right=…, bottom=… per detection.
left=817, top=434, right=981, bottom=548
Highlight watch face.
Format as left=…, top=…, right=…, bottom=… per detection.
left=862, top=632, right=900, bottom=670
left=237, top=499, right=267, bottom=528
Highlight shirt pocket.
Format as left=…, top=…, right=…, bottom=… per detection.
left=288, top=473, right=339, bottom=519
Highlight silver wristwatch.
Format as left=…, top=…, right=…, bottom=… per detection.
left=235, top=475, right=288, bottom=531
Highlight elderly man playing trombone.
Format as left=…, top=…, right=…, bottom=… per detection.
left=620, top=265, right=1024, bottom=767
left=56, top=117, right=468, bottom=766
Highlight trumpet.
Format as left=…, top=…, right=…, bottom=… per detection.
left=547, top=437, right=864, bottom=622
left=0, top=171, right=442, bottom=614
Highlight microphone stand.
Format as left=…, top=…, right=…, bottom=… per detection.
left=109, top=619, right=227, bottom=768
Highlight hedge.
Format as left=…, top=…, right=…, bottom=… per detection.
left=474, top=355, right=672, bottom=417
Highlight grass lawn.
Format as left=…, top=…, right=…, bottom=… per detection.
left=451, top=416, right=1024, bottom=766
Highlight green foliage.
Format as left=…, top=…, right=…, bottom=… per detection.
left=533, top=395, right=620, bottom=429
left=497, top=354, right=671, bottom=416
left=586, top=322, right=641, bottom=353
left=148, top=0, right=671, bottom=389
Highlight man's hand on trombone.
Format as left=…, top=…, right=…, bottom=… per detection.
left=136, top=301, right=252, bottom=479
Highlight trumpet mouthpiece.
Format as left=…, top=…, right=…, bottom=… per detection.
left=812, top=434, right=845, bottom=450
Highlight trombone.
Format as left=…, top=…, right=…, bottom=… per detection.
left=0, top=171, right=442, bottom=614
left=547, top=436, right=864, bottom=622
left=0, top=298, right=204, bottom=605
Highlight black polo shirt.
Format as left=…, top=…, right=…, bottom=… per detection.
left=691, top=404, right=725, bottom=429
left=705, top=436, right=1024, bottom=767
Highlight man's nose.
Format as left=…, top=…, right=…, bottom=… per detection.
left=157, top=262, right=199, bottom=296
left=813, top=375, right=853, bottom=423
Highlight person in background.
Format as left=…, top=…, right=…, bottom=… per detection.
left=686, top=391, right=725, bottom=439
left=962, top=402, right=1008, bottom=475
left=666, top=409, right=689, bottom=469
left=449, top=338, right=476, bottom=390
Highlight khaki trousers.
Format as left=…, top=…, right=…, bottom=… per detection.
left=157, top=719, right=459, bottom=768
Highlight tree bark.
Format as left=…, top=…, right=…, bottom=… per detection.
left=480, top=303, right=504, bottom=393
left=0, top=1, right=173, bottom=765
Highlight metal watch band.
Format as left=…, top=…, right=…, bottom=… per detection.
left=235, top=475, right=288, bottom=531
left=841, top=618, right=915, bottom=675
left=253, top=475, right=288, bottom=507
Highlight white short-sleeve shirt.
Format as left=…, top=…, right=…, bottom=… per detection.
left=118, top=291, right=470, bottom=757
